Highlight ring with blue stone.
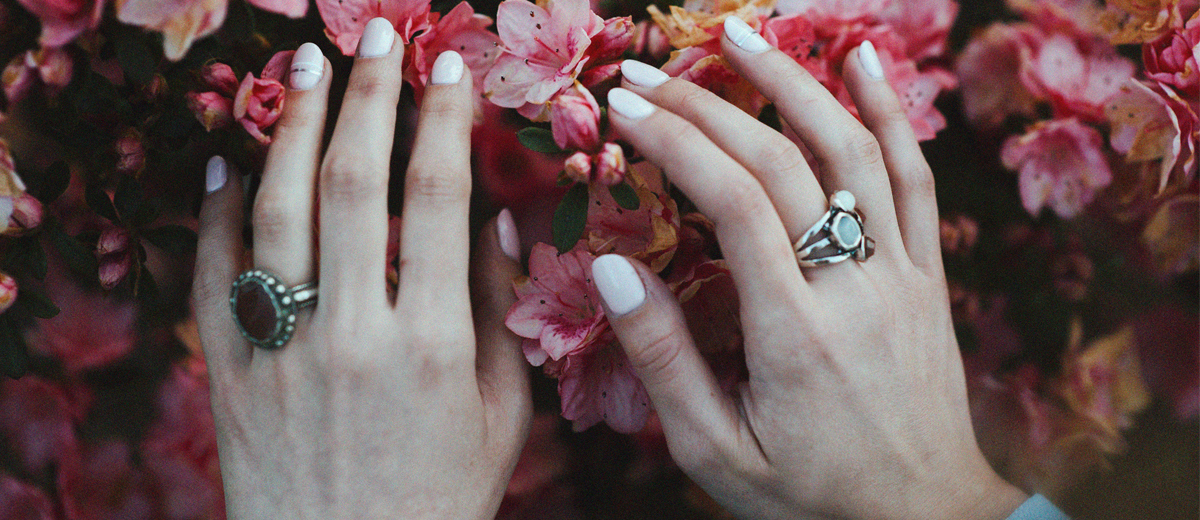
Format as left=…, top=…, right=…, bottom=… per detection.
left=793, top=190, right=875, bottom=267
left=229, top=269, right=317, bottom=350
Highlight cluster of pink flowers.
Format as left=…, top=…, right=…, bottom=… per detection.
left=186, top=52, right=293, bottom=144
left=958, top=0, right=1198, bottom=219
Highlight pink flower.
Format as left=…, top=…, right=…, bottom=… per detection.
left=593, top=142, right=626, bottom=185
left=27, top=267, right=139, bottom=372
left=142, top=359, right=222, bottom=499
left=878, top=0, right=959, bottom=60
left=564, top=151, right=592, bottom=183
left=2, top=54, right=36, bottom=106
left=773, top=0, right=886, bottom=24
left=316, top=0, right=433, bottom=56
left=3, top=193, right=44, bottom=236
left=405, top=2, right=500, bottom=106
left=15, top=0, right=105, bottom=46
left=555, top=342, right=650, bottom=432
left=472, top=103, right=564, bottom=209
left=631, top=20, right=671, bottom=61
left=2, top=47, right=74, bottom=105
left=0, top=377, right=81, bottom=475
left=550, top=83, right=601, bottom=151
left=186, top=91, right=234, bottom=131
left=956, top=23, right=1043, bottom=129
left=116, top=0, right=228, bottom=61
left=1001, top=118, right=1113, bottom=218
left=244, top=0, right=307, bottom=18
left=115, top=129, right=145, bottom=173
left=0, top=272, right=15, bottom=315
left=585, top=170, right=680, bottom=271
left=1057, top=324, right=1150, bottom=437
left=506, top=243, right=607, bottom=363
left=1020, top=33, right=1136, bottom=121
left=96, top=226, right=132, bottom=256
left=57, top=441, right=157, bottom=520
left=1106, top=79, right=1198, bottom=192
left=199, top=62, right=239, bottom=96
left=0, top=475, right=56, bottom=520
left=484, top=0, right=630, bottom=118
left=668, top=260, right=745, bottom=389
left=1143, top=15, right=1200, bottom=95
left=662, top=46, right=769, bottom=116
left=233, top=73, right=285, bottom=144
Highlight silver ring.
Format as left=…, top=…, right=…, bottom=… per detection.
left=793, top=191, right=875, bottom=267
left=229, top=269, right=317, bottom=350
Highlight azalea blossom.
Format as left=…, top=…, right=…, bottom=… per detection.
left=2, top=47, right=74, bottom=105
left=1106, top=79, right=1197, bottom=192
left=550, top=82, right=602, bottom=151
left=956, top=23, right=1043, bottom=128
left=186, top=91, right=234, bottom=131
left=585, top=171, right=680, bottom=272
left=1020, top=33, right=1136, bottom=121
left=118, top=0, right=308, bottom=60
left=506, top=243, right=607, bottom=363
left=484, top=0, right=632, bottom=119
left=1001, top=118, right=1113, bottom=218
left=0, top=377, right=82, bottom=475
left=317, top=0, right=433, bottom=55
left=555, top=341, right=651, bottom=433
left=15, top=0, right=106, bottom=47
left=1098, top=0, right=1194, bottom=43
left=404, top=1, right=500, bottom=106
left=1143, top=13, right=1200, bottom=95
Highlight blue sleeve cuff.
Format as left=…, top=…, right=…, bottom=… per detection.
left=1005, top=494, right=1070, bottom=520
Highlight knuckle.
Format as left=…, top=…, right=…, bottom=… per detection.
left=752, top=137, right=805, bottom=176
left=673, top=439, right=727, bottom=475
left=344, top=73, right=396, bottom=101
left=898, top=162, right=936, bottom=198
left=668, top=84, right=715, bottom=118
left=630, top=327, right=686, bottom=377
left=658, top=124, right=706, bottom=155
left=840, top=132, right=884, bottom=168
left=322, top=155, right=387, bottom=201
left=715, top=179, right=769, bottom=222
left=252, top=190, right=302, bottom=242
left=419, top=95, right=471, bottom=123
left=406, top=168, right=471, bottom=205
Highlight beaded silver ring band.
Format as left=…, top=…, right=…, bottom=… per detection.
left=230, top=269, right=317, bottom=350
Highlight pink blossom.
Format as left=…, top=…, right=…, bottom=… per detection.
left=484, top=0, right=630, bottom=118
left=199, top=62, right=239, bottom=96
left=4, top=194, right=43, bottom=236
left=564, top=151, right=592, bottom=183
left=96, top=226, right=132, bottom=256
left=2, top=47, right=74, bottom=104
left=57, top=441, right=157, bottom=520
left=116, top=0, right=228, bottom=61
left=115, top=129, right=145, bottom=173
left=0, top=475, right=56, bottom=520
left=593, top=142, right=626, bottom=185
left=233, top=73, right=285, bottom=144
left=1106, top=79, right=1198, bottom=192
left=316, top=0, right=432, bottom=56
left=1020, top=33, right=1136, bottom=121
left=405, top=2, right=500, bottom=105
left=15, top=0, right=105, bottom=47
left=0, top=377, right=81, bottom=475
left=245, top=0, right=306, bottom=18
left=585, top=171, right=680, bottom=271
left=506, top=243, right=607, bottom=363
left=97, top=251, right=133, bottom=289
left=186, top=91, right=234, bottom=131
left=662, top=46, right=769, bottom=116
left=773, top=0, right=886, bottom=24
left=0, top=272, right=15, bottom=315
left=1058, top=325, right=1150, bottom=436
left=631, top=20, right=671, bottom=61
left=550, top=83, right=602, bottom=151
left=1143, top=15, right=1200, bottom=95
left=1001, top=118, right=1113, bottom=218
left=956, top=23, right=1043, bottom=128
left=2, top=54, right=36, bottom=106
left=555, top=342, right=650, bottom=432
left=27, top=269, right=138, bottom=372
left=878, top=0, right=959, bottom=60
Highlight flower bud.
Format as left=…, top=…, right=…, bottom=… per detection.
left=143, top=74, right=168, bottom=102
left=588, top=16, right=635, bottom=63
left=115, top=129, right=145, bottom=173
left=9, top=193, right=42, bottom=233
left=2, top=53, right=34, bottom=105
left=564, top=152, right=592, bottom=184
left=33, top=47, right=73, bottom=92
left=233, top=73, right=286, bottom=144
left=96, top=226, right=132, bottom=256
left=550, top=84, right=602, bottom=151
left=633, top=20, right=671, bottom=61
left=595, top=142, right=627, bottom=186
left=201, top=62, right=240, bottom=96
left=98, top=252, right=133, bottom=290
left=0, top=272, right=16, bottom=315
left=186, top=91, right=234, bottom=131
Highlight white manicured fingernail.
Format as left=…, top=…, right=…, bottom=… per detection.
left=497, top=208, right=520, bottom=261
left=358, top=18, right=396, bottom=58
left=430, top=51, right=464, bottom=85
left=290, top=43, right=324, bottom=90
left=607, top=88, right=655, bottom=120
left=206, top=156, right=227, bottom=194
left=859, top=40, right=884, bottom=80
left=621, top=60, right=669, bottom=88
left=592, top=255, right=646, bottom=317
left=724, top=16, right=770, bottom=54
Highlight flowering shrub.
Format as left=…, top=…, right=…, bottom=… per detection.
left=0, top=0, right=1194, bottom=517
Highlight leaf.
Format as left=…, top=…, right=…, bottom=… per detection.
left=608, top=182, right=640, bottom=210
left=0, top=321, right=29, bottom=379
left=85, top=184, right=119, bottom=222
left=144, top=225, right=197, bottom=255
left=114, top=28, right=157, bottom=85
left=35, top=161, right=71, bottom=204
left=135, top=265, right=158, bottom=304
left=113, top=175, right=142, bottom=222
left=517, top=127, right=563, bottom=154
left=6, top=237, right=48, bottom=281
left=18, top=288, right=59, bottom=319
left=47, top=225, right=98, bottom=278
left=552, top=183, right=589, bottom=253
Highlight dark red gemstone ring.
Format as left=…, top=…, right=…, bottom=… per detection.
left=229, top=270, right=317, bottom=350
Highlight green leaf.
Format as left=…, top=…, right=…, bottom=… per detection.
left=552, top=183, right=590, bottom=253
left=35, top=161, right=71, bottom=204
left=85, top=184, right=119, bottom=222
left=0, top=321, right=29, bottom=379
left=608, top=182, right=640, bottom=210
left=517, top=127, right=563, bottom=154
left=113, top=175, right=142, bottom=222
left=47, top=225, right=98, bottom=278
left=144, top=225, right=198, bottom=255
left=18, top=288, right=59, bottom=319
left=114, top=29, right=157, bottom=85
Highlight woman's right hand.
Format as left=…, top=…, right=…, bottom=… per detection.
left=592, top=18, right=1030, bottom=520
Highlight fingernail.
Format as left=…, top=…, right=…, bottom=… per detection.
left=290, top=43, right=324, bottom=90
left=358, top=17, right=396, bottom=58
left=724, top=16, right=770, bottom=54
left=206, top=156, right=227, bottom=194
left=497, top=208, right=520, bottom=261
left=607, top=88, right=655, bottom=120
left=859, top=40, right=884, bottom=80
left=592, top=255, right=646, bottom=317
left=621, top=60, right=669, bottom=88
left=430, top=51, right=464, bottom=85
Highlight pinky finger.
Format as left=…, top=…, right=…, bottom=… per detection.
left=193, top=156, right=248, bottom=369
left=843, top=41, right=942, bottom=273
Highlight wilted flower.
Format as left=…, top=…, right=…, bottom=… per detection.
left=0, top=272, right=16, bottom=315
left=15, top=0, right=106, bottom=47
left=1105, top=79, right=1197, bottom=193
left=186, top=91, right=234, bottom=131
left=586, top=171, right=680, bottom=271
left=1001, top=118, right=1113, bottom=218
left=1142, top=194, right=1199, bottom=276
left=1098, top=0, right=1194, bottom=43
left=1058, top=322, right=1151, bottom=438
left=550, top=83, right=602, bottom=151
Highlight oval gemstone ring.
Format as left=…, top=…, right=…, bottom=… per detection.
left=229, top=269, right=317, bottom=350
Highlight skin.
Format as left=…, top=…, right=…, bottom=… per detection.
left=193, top=25, right=529, bottom=520
left=598, top=30, right=1032, bottom=520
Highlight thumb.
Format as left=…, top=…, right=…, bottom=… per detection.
left=471, top=209, right=531, bottom=429
left=591, top=254, right=742, bottom=469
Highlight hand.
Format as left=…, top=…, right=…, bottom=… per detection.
left=593, top=18, right=1029, bottom=520
left=192, top=19, right=530, bottom=519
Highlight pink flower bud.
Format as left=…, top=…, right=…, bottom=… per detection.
left=201, top=62, right=240, bottom=96
left=595, top=143, right=627, bottom=186
left=115, top=130, right=145, bottom=173
left=2, top=54, right=34, bottom=105
left=143, top=74, right=168, bottom=102
left=233, top=73, right=286, bottom=144
left=550, top=84, right=602, bottom=151
left=564, top=152, right=592, bottom=184
left=33, top=47, right=73, bottom=91
left=588, top=16, right=635, bottom=63
left=186, top=91, right=234, bottom=131
left=578, top=63, right=621, bottom=90
left=632, top=21, right=671, bottom=61
left=0, top=272, right=16, bottom=315
left=96, top=227, right=132, bottom=256
left=9, top=193, right=42, bottom=233
left=98, top=252, right=133, bottom=290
